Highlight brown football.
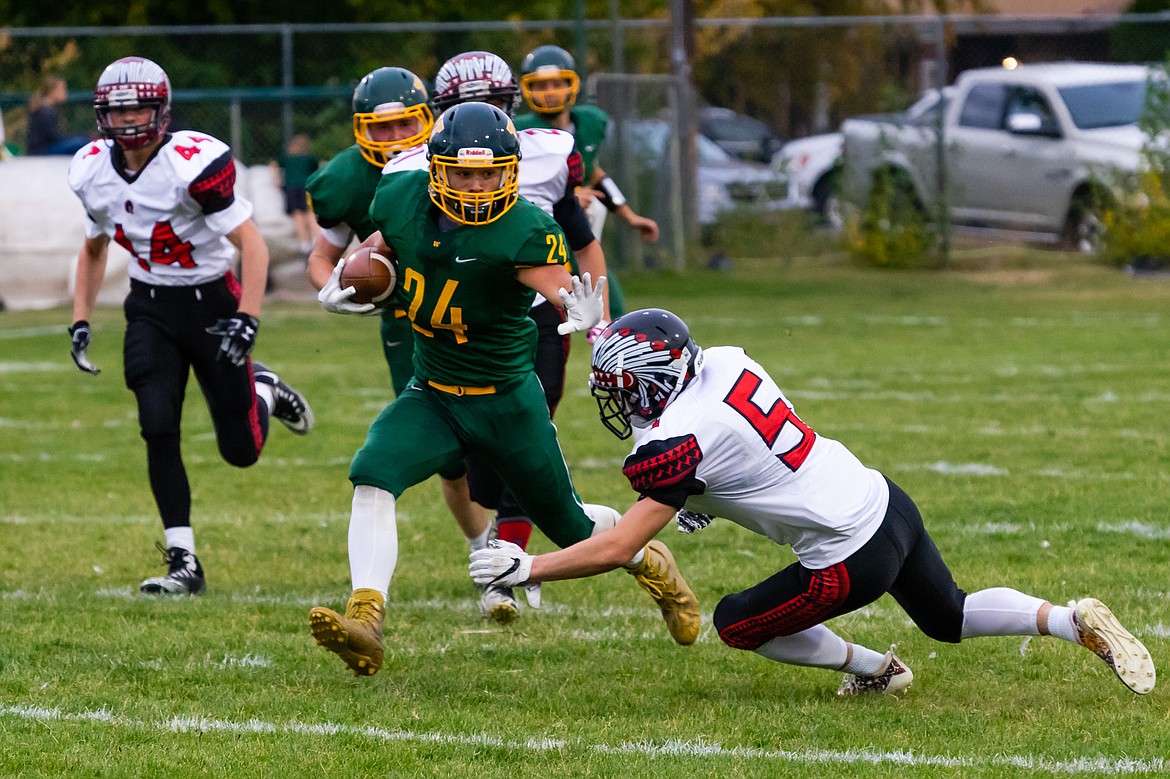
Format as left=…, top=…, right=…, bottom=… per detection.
left=340, top=246, right=398, bottom=307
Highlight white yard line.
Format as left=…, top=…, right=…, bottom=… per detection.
left=0, top=703, right=1162, bottom=774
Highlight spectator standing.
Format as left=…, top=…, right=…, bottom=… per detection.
left=275, top=133, right=319, bottom=254
left=27, top=75, right=89, bottom=155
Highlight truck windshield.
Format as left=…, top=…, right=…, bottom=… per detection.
left=1058, top=80, right=1147, bottom=129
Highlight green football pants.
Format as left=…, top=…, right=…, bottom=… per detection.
left=379, top=308, right=415, bottom=397
left=349, top=372, right=594, bottom=548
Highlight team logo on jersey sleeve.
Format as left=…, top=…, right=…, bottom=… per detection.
left=622, top=434, right=704, bottom=494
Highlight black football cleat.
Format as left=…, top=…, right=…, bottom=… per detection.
left=140, top=542, right=206, bottom=596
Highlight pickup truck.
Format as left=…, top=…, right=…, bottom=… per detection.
left=840, top=62, right=1155, bottom=250
left=774, top=89, right=950, bottom=229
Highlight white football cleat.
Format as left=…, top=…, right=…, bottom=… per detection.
left=1072, top=598, right=1156, bottom=695
left=480, top=585, right=519, bottom=624
left=838, top=645, right=914, bottom=696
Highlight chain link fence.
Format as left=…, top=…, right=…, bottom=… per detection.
left=3, top=13, right=1169, bottom=270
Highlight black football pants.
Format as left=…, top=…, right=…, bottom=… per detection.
left=123, top=275, right=268, bottom=529
left=713, top=477, right=969, bottom=650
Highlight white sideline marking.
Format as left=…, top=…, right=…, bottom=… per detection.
left=0, top=326, right=68, bottom=339
left=1096, top=521, right=1170, bottom=540
left=6, top=586, right=1164, bottom=642
left=0, top=361, right=66, bottom=373
left=1035, top=468, right=1138, bottom=481
left=0, top=703, right=1163, bottom=774
left=911, top=462, right=1008, bottom=476
left=208, top=653, right=271, bottom=669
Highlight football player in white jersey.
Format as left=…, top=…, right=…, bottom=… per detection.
left=473, top=309, right=1156, bottom=697
left=427, top=50, right=612, bottom=624
left=68, top=56, right=314, bottom=596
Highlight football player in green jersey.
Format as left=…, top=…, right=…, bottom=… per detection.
left=308, top=102, right=700, bottom=677
left=305, top=67, right=489, bottom=560
left=431, top=49, right=612, bottom=625
left=516, top=44, right=661, bottom=317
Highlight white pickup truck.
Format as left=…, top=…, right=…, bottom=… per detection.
left=840, top=62, right=1155, bottom=250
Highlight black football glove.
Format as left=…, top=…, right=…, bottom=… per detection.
left=68, top=320, right=101, bottom=375
left=205, top=313, right=259, bottom=366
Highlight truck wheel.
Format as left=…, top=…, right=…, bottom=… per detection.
left=1064, top=197, right=1104, bottom=255
left=813, top=170, right=844, bottom=232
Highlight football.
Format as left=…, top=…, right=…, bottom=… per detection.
left=340, top=246, right=398, bottom=307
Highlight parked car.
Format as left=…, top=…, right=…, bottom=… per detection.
left=840, top=63, right=1155, bottom=251
left=772, top=89, right=952, bottom=229
left=698, top=106, right=783, bottom=163
left=608, top=119, right=788, bottom=225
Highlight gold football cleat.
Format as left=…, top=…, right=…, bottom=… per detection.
left=309, top=588, right=386, bottom=677
left=628, top=540, right=701, bottom=645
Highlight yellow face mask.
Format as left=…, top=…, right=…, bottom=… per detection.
left=353, top=102, right=434, bottom=167
left=520, top=68, right=580, bottom=114
left=428, top=148, right=520, bottom=226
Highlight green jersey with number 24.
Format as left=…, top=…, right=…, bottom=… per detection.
left=369, top=170, right=570, bottom=389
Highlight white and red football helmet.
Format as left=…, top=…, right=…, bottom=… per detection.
left=94, top=56, right=172, bottom=149
left=431, top=51, right=521, bottom=117
left=590, top=309, right=704, bottom=439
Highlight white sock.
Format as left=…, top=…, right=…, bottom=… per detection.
left=961, top=587, right=1047, bottom=639
left=753, top=624, right=854, bottom=670
left=468, top=526, right=490, bottom=552
left=840, top=643, right=891, bottom=676
left=348, top=485, right=398, bottom=599
left=254, top=380, right=274, bottom=418
left=585, top=503, right=621, bottom=536
left=164, top=526, right=196, bottom=555
left=623, top=547, right=646, bottom=569
left=1044, top=604, right=1080, bottom=644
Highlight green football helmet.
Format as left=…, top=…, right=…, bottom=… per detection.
left=519, top=45, right=580, bottom=115
left=427, top=102, right=522, bottom=226
left=352, top=66, right=434, bottom=168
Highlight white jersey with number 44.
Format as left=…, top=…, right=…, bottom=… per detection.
left=68, top=131, right=253, bottom=287
left=622, top=346, right=889, bottom=569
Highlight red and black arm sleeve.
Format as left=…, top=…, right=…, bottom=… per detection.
left=566, top=148, right=584, bottom=189
left=188, top=151, right=237, bottom=215
left=621, top=434, right=707, bottom=509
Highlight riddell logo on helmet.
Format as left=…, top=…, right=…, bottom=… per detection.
left=457, top=147, right=494, bottom=163
left=107, top=87, right=141, bottom=104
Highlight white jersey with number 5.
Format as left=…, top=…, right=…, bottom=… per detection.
left=622, top=346, right=889, bottom=569
left=68, top=131, right=253, bottom=287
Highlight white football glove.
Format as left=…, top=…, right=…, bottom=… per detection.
left=469, top=540, right=542, bottom=608
left=556, top=272, right=607, bottom=335
left=318, top=257, right=377, bottom=316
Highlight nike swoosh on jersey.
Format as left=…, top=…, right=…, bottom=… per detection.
left=455, top=256, right=478, bottom=264
left=384, top=341, right=403, bottom=347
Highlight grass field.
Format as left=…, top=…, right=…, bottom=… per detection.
left=2, top=249, right=1168, bottom=777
